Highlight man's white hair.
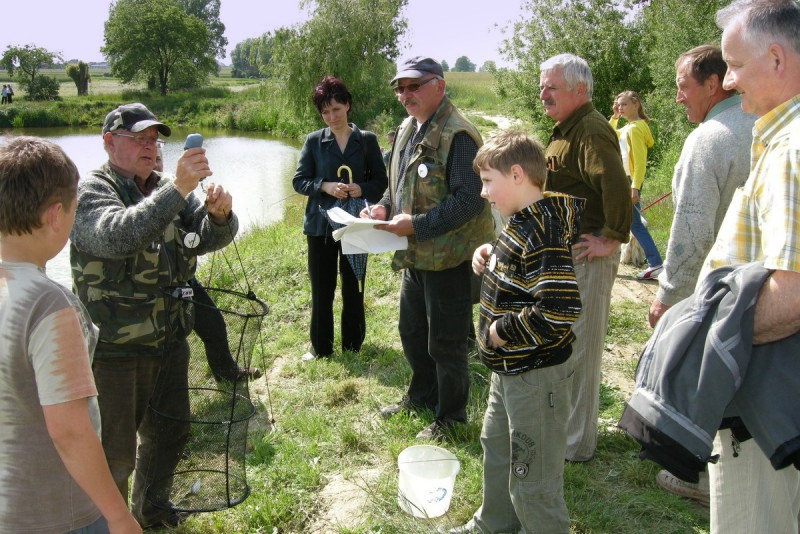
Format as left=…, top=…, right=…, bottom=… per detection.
left=716, top=0, right=800, bottom=56
left=540, top=53, right=594, bottom=99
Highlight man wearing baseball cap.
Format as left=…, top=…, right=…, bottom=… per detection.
left=366, top=57, right=495, bottom=441
left=70, top=102, right=238, bottom=528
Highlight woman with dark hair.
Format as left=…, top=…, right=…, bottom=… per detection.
left=292, top=75, right=388, bottom=360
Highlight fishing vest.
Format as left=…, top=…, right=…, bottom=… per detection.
left=388, top=97, right=495, bottom=271
left=70, top=166, right=196, bottom=353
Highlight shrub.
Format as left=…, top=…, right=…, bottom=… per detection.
left=25, top=76, right=61, bottom=101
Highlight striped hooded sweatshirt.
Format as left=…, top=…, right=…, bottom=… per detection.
left=477, top=192, right=585, bottom=375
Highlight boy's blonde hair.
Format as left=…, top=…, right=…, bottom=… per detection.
left=473, top=129, right=547, bottom=189
left=0, top=136, right=79, bottom=235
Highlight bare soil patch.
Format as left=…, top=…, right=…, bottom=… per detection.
left=305, top=468, right=382, bottom=533
left=612, top=263, right=659, bottom=306
left=604, top=263, right=659, bottom=397
left=469, top=111, right=523, bottom=138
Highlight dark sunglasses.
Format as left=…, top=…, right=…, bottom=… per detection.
left=393, top=77, right=439, bottom=95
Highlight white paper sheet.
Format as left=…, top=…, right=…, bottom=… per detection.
left=327, top=207, right=408, bottom=254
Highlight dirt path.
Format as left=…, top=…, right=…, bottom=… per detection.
left=604, top=263, right=659, bottom=398
left=612, top=263, right=659, bottom=307
left=469, top=111, right=523, bottom=138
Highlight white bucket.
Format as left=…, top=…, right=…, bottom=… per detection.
left=397, top=444, right=461, bottom=518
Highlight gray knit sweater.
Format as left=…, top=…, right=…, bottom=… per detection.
left=70, top=163, right=237, bottom=260
left=657, top=97, right=756, bottom=306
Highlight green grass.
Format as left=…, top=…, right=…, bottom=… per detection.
left=155, top=198, right=709, bottom=533
left=445, top=72, right=505, bottom=114
left=0, top=71, right=509, bottom=141
left=607, top=300, right=653, bottom=348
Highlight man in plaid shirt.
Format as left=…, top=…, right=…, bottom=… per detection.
left=700, top=1, right=800, bottom=532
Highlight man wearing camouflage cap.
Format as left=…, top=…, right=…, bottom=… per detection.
left=70, top=103, right=238, bottom=528
left=365, top=57, right=495, bottom=442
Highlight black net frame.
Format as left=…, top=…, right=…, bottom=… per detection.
left=145, top=285, right=268, bottom=513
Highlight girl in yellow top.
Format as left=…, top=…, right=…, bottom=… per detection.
left=611, top=91, right=662, bottom=280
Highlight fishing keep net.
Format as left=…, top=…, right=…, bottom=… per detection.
left=144, top=284, right=268, bottom=513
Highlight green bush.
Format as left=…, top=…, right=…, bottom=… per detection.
left=25, top=76, right=61, bottom=101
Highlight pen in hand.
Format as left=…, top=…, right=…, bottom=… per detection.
left=364, top=199, right=372, bottom=219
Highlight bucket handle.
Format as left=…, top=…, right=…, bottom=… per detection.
left=398, top=458, right=460, bottom=465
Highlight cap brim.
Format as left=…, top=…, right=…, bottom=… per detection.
left=130, top=120, right=172, bottom=137
left=390, top=69, right=428, bottom=86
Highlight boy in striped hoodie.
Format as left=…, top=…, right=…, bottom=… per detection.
left=453, top=130, right=584, bottom=534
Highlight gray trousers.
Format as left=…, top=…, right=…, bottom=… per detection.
left=92, top=341, right=190, bottom=526
left=469, top=363, right=573, bottom=533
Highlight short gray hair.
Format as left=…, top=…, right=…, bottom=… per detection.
left=716, top=0, right=800, bottom=56
left=540, top=53, right=594, bottom=99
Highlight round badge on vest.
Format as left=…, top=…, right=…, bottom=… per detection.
left=417, top=164, right=428, bottom=178
left=184, top=232, right=200, bottom=249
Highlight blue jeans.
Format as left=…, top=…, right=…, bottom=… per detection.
left=398, top=262, right=472, bottom=423
left=631, top=203, right=662, bottom=268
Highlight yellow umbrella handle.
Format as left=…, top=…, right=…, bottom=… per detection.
left=337, top=165, right=353, bottom=184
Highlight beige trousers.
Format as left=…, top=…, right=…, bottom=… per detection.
left=564, top=248, right=619, bottom=462
left=710, top=428, right=800, bottom=534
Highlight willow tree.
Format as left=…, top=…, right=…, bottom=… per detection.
left=66, top=61, right=91, bottom=96
left=102, top=0, right=219, bottom=95
left=269, top=0, right=409, bottom=127
left=231, top=34, right=275, bottom=79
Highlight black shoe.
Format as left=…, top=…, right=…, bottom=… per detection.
left=380, top=395, right=416, bottom=419
left=213, top=366, right=262, bottom=382
left=142, top=511, right=189, bottom=530
left=238, top=367, right=262, bottom=380
left=449, top=522, right=480, bottom=534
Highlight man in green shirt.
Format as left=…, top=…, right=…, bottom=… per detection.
left=539, top=53, right=631, bottom=462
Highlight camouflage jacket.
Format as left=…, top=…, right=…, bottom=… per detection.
left=70, top=162, right=238, bottom=355
left=387, top=97, right=495, bottom=271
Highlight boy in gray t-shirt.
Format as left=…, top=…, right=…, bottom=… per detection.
left=0, top=136, right=140, bottom=533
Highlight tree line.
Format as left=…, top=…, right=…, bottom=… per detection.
left=2, top=0, right=731, bottom=156
left=2, top=0, right=226, bottom=98
left=232, top=43, right=490, bottom=78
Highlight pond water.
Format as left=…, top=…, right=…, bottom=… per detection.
left=5, top=127, right=301, bottom=287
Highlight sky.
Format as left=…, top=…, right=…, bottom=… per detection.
left=5, top=0, right=523, bottom=68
